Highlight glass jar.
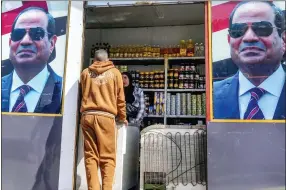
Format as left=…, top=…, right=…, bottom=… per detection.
left=173, top=69, right=179, bottom=79
left=168, top=69, right=174, bottom=79
left=159, top=71, right=164, bottom=79
left=179, top=80, right=184, bottom=89
left=155, top=80, right=160, bottom=88
left=145, top=72, right=150, bottom=81
left=144, top=81, right=149, bottom=88
left=184, top=80, right=188, bottom=89
left=150, top=72, right=154, bottom=80
left=139, top=81, right=144, bottom=88
left=185, top=71, right=190, bottom=79
left=189, top=80, right=194, bottom=89
left=159, top=80, right=164, bottom=89
left=174, top=79, right=179, bottom=89
left=149, top=81, right=154, bottom=89
left=168, top=79, right=174, bottom=89
left=140, top=72, right=145, bottom=80
left=179, top=71, right=184, bottom=80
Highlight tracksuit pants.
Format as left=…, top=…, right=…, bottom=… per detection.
left=81, top=111, right=117, bottom=190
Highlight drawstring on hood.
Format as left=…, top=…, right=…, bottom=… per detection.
left=89, top=60, right=115, bottom=75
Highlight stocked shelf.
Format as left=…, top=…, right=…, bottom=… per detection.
left=146, top=115, right=164, bottom=118
left=143, top=89, right=165, bottom=92
left=168, top=56, right=205, bottom=60
left=90, top=57, right=205, bottom=63
left=167, top=115, right=205, bottom=118
left=110, top=57, right=164, bottom=61
left=167, top=89, right=205, bottom=92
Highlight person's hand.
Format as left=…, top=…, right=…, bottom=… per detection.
left=123, top=120, right=128, bottom=126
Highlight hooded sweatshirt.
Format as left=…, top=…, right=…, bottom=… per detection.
left=80, top=60, right=126, bottom=121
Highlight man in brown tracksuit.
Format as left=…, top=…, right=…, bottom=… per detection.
left=80, top=49, right=127, bottom=190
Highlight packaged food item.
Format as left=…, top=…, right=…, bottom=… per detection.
left=175, top=93, right=181, bottom=115
left=186, top=39, right=194, bottom=57
left=202, top=93, right=206, bottom=115
left=197, top=94, right=202, bottom=116
left=170, top=95, right=176, bottom=115
left=149, top=81, right=154, bottom=89
left=181, top=93, right=187, bottom=115
left=187, top=93, right=192, bottom=115
left=168, top=79, right=174, bottom=89
left=174, top=79, right=179, bottom=89
left=166, top=93, right=171, bottom=115
left=200, top=43, right=205, bottom=56
left=191, top=94, right=197, bottom=115
left=159, top=80, right=164, bottom=89
left=173, top=69, right=179, bottom=79
left=168, top=69, right=174, bottom=79
left=179, top=40, right=187, bottom=57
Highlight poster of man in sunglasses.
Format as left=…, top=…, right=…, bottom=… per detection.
left=212, top=1, right=286, bottom=120
left=1, top=3, right=68, bottom=114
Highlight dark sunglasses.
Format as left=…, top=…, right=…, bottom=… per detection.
left=11, top=27, right=50, bottom=42
left=228, top=21, right=280, bottom=38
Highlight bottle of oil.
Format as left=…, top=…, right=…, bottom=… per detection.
left=179, top=40, right=187, bottom=57
left=186, top=39, right=194, bottom=57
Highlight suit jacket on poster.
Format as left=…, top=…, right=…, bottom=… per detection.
left=1, top=65, right=62, bottom=114
left=213, top=64, right=286, bottom=120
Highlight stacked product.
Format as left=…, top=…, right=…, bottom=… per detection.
left=145, top=92, right=165, bottom=116
left=96, top=39, right=204, bottom=58
left=167, top=92, right=206, bottom=116
left=167, top=63, right=205, bottom=89
left=137, top=71, right=165, bottom=89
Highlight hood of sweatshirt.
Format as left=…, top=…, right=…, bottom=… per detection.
left=89, top=60, right=115, bottom=75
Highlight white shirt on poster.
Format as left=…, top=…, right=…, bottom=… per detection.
left=9, top=65, right=50, bottom=112
left=238, top=64, right=285, bottom=119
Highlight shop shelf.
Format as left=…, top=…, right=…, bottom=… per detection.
left=110, top=57, right=164, bottom=61
left=167, top=89, right=205, bottom=92
left=166, top=115, right=206, bottom=118
left=142, top=89, right=165, bottom=92
left=168, top=56, right=205, bottom=60
left=146, top=115, right=164, bottom=118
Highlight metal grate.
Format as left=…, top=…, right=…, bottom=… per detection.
left=141, top=129, right=207, bottom=189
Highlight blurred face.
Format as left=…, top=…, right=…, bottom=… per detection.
left=229, top=2, right=284, bottom=74
left=9, top=10, right=57, bottom=69
left=122, top=74, right=130, bottom=87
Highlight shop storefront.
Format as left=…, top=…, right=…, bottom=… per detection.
left=1, top=1, right=285, bottom=190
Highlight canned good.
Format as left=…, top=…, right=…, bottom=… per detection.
left=191, top=94, right=197, bottom=115
left=166, top=93, right=171, bottom=115
left=187, top=93, right=192, bottom=115
left=170, top=95, right=176, bottom=115
left=181, top=93, right=187, bottom=115
left=202, top=93, right=206, bottom=115
left=197, top=94, right=202, bottom=116
left=176, top=93, right=181, bottom=115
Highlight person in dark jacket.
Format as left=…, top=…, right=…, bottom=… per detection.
left=122, top=72, right=145, bottom=126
